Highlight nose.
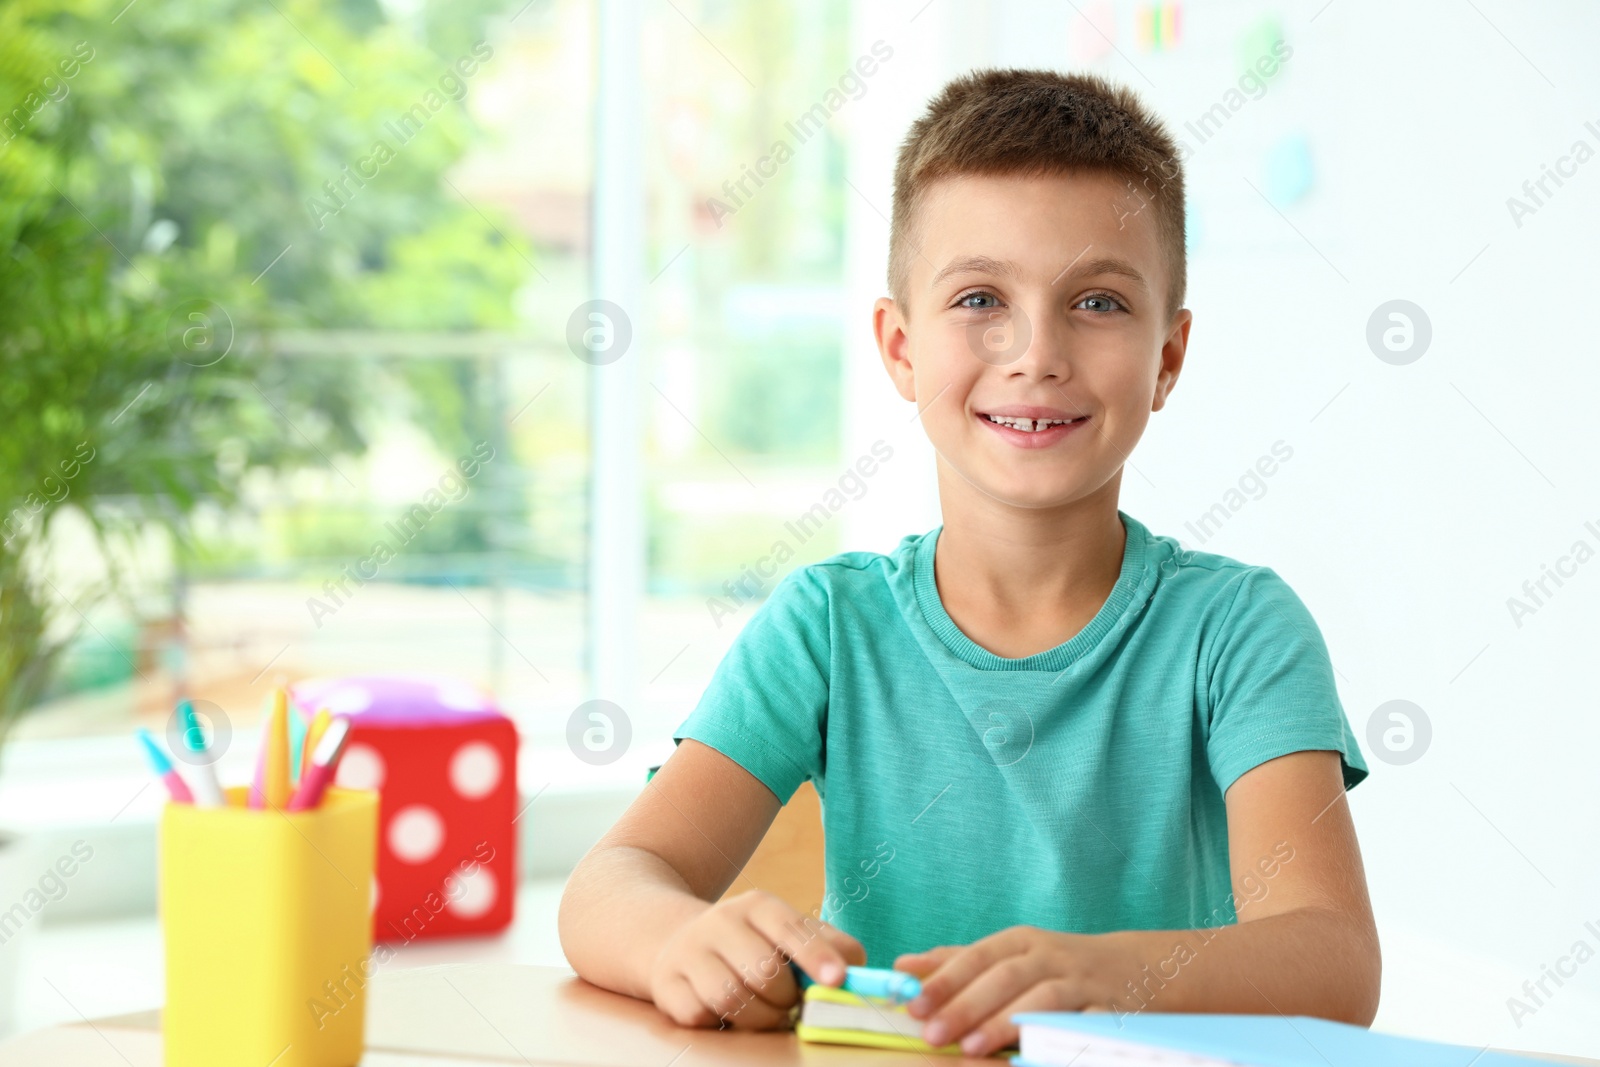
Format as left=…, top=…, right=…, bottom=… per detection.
left=1001, top=300, right=1070, bottom=383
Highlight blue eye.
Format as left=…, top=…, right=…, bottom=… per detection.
left=1077, top=293, right=1124, bottom=313
left=956, top=290, right=1000, bottom=310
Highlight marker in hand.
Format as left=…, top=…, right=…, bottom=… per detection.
left=788, top=962, right=921, bottom=1004
left=842, top=966, right=922, bottom=1004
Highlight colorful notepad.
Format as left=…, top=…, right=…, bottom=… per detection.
left=795, top=984, right=963, bottom=1055
left=1011, top=1012, right=1561, bottom=1067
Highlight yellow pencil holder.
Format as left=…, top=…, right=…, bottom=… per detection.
left=160, top=786, right=378, bottom=1067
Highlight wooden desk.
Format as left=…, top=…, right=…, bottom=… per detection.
left=2, top=964, right=1595, bottom=1066
left=0, top=963, right=992, bottom=1066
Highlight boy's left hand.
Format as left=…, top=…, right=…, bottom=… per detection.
left=894, top=926, right=1136, bottom=1057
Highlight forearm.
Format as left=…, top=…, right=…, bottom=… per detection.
left=1101, top=907, right=1381, bottom=1024
left=558, top=844, right=712, bottom=1000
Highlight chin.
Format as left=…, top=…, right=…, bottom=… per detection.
left=974, top=475, right=1082, bottom=510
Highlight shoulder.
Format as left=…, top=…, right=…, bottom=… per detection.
left=784, top=529, right=929, bottom=595
left=737, top=531, right=928, bottom=638
left=1140, top=527, right=1334, bottom=699
left=1142, top=525, right=1318, bottom=630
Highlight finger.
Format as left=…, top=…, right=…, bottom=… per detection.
left=680, top=954, right=794, bottom=1031
left=717, top=991, right=796, bottom=1032
left=956, top=981, right=1073, bottom=1058
left=894, top=945, right=958, bottom=976
left=708, top=918, right=799, bottom=1010
left=962, top=1016, right=1021, bottom=1058
left=908, top=929, right=1025, bottom=1015
left=919, top=955, right=1044, bottom=1049
left=747, top=901, right=849, bottom=986
left=681, top=953, right=758, bottom=1026
left=655, top=974, right=716, bottom=1029
left=818, top=923, right=867, bottom=967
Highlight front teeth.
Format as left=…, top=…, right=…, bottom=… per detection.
left=985, top=414, right=1079, bottom=432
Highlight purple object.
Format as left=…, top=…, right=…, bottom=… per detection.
left=289, top=675, right=503, bottom=727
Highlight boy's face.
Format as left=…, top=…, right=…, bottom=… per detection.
left=875, top=170, right=1190, bottom=512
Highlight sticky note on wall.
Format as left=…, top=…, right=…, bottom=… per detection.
left=1067, top=0, right=1116, bottom=64
left=1136, top=3, right=1182, bottom=53
left=1237, top=16, right=1289, bottom=82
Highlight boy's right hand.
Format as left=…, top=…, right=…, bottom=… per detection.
left=647, top=888, right=866, bottom=1030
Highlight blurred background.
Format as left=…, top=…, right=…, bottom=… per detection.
left=2, top=0, right=1598, bottom=1057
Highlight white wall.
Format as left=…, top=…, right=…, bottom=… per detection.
left=841, top=0, right=1600, bottom=1056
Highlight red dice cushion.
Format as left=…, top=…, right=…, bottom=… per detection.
left=290, top=675, right=518, bottom=942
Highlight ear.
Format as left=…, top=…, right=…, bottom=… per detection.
left=1151, top=307, right=1192, bottom=413
left=874, top=296, right=917, bottom=403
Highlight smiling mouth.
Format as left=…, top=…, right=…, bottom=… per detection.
left=980, top=413, right=1089, bottom=433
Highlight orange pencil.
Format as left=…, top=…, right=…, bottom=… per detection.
left=264, top=688, right=291, bottom=809
left=299, top=709, right=332, bottom=785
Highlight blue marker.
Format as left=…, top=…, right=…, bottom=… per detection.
left=786, top=962, right=922, bottom=1004
left=842, top=965, right=922, bottom=1004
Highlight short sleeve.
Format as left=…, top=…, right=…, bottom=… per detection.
left=1204, top=566, right=1368, bottom=795
left=672, top=566, right=829, bottom=804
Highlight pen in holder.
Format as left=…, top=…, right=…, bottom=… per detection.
left=161, top=786, right=378, bottom=1067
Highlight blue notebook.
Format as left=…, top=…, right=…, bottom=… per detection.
left=1010, top=1012, right=1559, bottom=1067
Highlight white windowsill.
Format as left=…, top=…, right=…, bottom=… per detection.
left=0, top=735, right=667, bottom=922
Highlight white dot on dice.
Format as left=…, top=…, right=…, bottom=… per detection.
left=445, top=866, right=497, bottom=919
left=450, top=742, right=502, bottom=799
left=336, top=743, right=386, bottom=791
left=388, top=804, right=445, bottom=864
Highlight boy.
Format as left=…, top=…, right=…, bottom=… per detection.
left=558, top=68, right=1379, bottom=1057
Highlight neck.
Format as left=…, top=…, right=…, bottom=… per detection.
left=931, top=459, right=1127, bottom=614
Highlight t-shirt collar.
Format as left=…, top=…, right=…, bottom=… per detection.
left=910, top=510, right=1153, bottom=672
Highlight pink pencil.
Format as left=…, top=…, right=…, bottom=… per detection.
left=287, top=717, right=351, bottom=812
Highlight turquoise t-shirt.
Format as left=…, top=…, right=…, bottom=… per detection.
left=673, top=510, right=1367, bottom=966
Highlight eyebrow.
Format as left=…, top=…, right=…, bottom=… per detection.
left=928, top=253, right=1150, bottom=292
left=1067, top=256, right=1150, bottom=292
left=928, top=255, right=1016, bottom=289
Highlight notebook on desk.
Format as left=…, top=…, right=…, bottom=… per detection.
left=794, top=983, right=962, bottom=1054
left=1012, top=1012, right=1563, bottom=1067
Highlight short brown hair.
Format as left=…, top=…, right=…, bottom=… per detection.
left=889, top=68, right=1186, bottom=321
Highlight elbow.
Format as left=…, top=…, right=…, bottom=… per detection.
left=556, top=881, right=580, bottom=955
left=1284, top=905, right=1381, bottom=1026
left=556, top=851, right=602, bottom=981
left=556, top=883, right=583, bottom=973
left=1334, top=917, right=1383, bottom=1027
left=1353, top=930, right=1382, bottom=1027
